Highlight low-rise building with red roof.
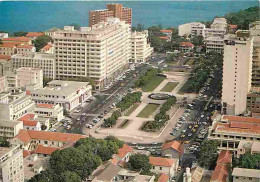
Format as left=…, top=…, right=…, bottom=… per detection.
left=110, top=144, right=133, bottom=166
left=16, top=44, right=36, bottom=54
left=158, top=173, right=169, bottom=182
left=180, top=42, right=195, bottom=52
left=0, top=54, right=11, bottom=61
left=34, top=145, right=59, bottom=156
left=0, top=42, right=21, bottom=56
left=159, top=36, right=171, bottom=42
left=160, top=29, right=173, bottom=36
left=26, top=32, right=45, bottom=40
left=161, top=140, right=183, bottom=158
left=11, top=129, right=86, bottom=152
left=149, top=156, right=179, bottom=177
left=3, top=37, right=31, bottom=44
left=40, top=44, right=54, bottom=54
left=210, top=150, right=232, bottom=182
left=208, top=115, right=260, bottom=151
left=18, top=114, right=41, bottom=131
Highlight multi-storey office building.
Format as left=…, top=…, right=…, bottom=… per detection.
left=0, top=90, right=35, bottom=120
left=222, top=30, right=253, bottom=115
left=0, top=146, right=24, bottom=182
left=205, top=36, right=225, bottom=53
left=11, top=53, right=55, bottom=79
left=89, top=3, right=132, bottom=27
left=31, top=80, right=92, bottom=111
left=54, top=18, right=131, bottom=90
left=247, top=87, right=260, bottom=117
left=130, top=31, right=153, bottom=63
left=208, top=115, right=260, bottom=152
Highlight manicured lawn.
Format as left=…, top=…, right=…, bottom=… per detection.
left=124, top=103, right=139, bottom=116
left=142, top=76, right=165, bottom=92
left=160, top=82, right=179, bottom=92
left=137, top=103, right=159, bottom=118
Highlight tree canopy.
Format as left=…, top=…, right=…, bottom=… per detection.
left=127, top=153, right=152, bottom=174
left=12, top=31, right=27, bottom=37
left=233, top=153, right=260, bottom=169
left=198, top=140, right=219, bottom=168
left=33, top=35, right=53, bottom=52
left=0, top=137, right=10, bottom=147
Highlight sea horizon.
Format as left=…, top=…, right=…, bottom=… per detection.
left=0, top=0, right=258, bottom=32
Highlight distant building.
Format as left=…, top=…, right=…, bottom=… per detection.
left=40, top=44, right=54, bottom=54
left=0, top=33, right=8, bottom=39
left=110, top=144, right=133, bottom=166
left=0, top=55, right=12, bottom=76
left=222, top=30, right=253, bottom=115
left=16, top=44, right=36, bottom=54
left=208, top=115, right=260, bottom=151
left=0, top=90, right=35, bottom=120
left=130, top=30, right=153, bottom=63
left=0, top=146, right=24, bottom=182
left=0, top=42, right=20, bottom=56
left=205, top=36, right=225, bottom=53
left=44, top=27, right=61, bottom=38
left=11, top=53, right=55, bottom=79
left=232, top=168, right=260, bottom=182
left=247, top=87, right=260, bottom=117
left=18, top=114, right=42, bottom=131
left=26, top=32, right=45, bottom=40
left=0, top=76, right=8, bottom=93
left=31, top=80, right=92, bottom=111
left=3, top=37, right=31, bottom=44
left=178, top=22, right=205, bottom=37
left=0, top=120, right=23, bottom=139
left=89, top=3, right=132, bottom=27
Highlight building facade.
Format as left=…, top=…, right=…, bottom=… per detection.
left=34, top=103, right=64, bottom=122
left=247, top=87, right=260, bottom=117
left=0, top=146, right=24, bottom=182
left=0, top=120, right=23, bottom=139
left=178, top=22, right=205, bottom=37
left=0, top=76, right=8, bottom=93
left=11, top=53, right=55, bottom=79
left=205, top=36, right=225, bottom=53
left=16, top=67, right=43, bottom=90
left=0, top=91, right=35, bottom=120
left=54, top=19, right=131, bottom=90
left=31, top=80, right=92, bottom=111
left=130, top=31, right=153, bottom=63
left=89, top=3, right=132, bottom=27
left=232, top=168, right=260, bottom=182
left=222, top=31, right=253, bottom=115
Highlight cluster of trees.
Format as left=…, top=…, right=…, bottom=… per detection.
left=103, top=110, right=121, bottom=128
left=33, top=35, right=53, bottom=51
left=29, top=136, right=124, bottom=182
left=198, top=140, right=219, bottom=168
left=225, top=6, right=259, bottom=30
left=116, top=92, right=142, bottom=112
left=127, top=153, right=152, bottom=175
left=233, top=153, right=260, bottom=169
left=135, top=68, right=160, bottom=88
left=104, top=92, right=142, bottom=127
left=181, top=53, right=223, bottom=93
left=143, top=96, right=176, bottom=132
left=0, top=137, right=10, bottom=147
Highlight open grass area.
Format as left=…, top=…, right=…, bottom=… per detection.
left=142, top=76, right=165, bottom=92
left=160, top=82, right=179, bottom=92
left=137, top=103, right=159, bottom=118
left=124, top=103, right=139, bottom=116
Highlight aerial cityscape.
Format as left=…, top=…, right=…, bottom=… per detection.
left=0, top=1, right=259, bottom=182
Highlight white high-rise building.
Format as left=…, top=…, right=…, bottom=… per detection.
left=16, top=67, right=43, bottom=90
left=54, top=18, right=131, bottom=90
left=222, top=30, right=253, bottom=115
left=130, top=30, right=153, bottom=63
left=178, top=22, right=205, bottom=37
left=0, top=146, right=24, bottom=182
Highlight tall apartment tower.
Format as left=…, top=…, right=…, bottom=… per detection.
left=0, top=146, right=24, bottom=182
left=89, top=3, right=132, bottom=27
left=222, top=30, right=253, bottom=115
left=54, top=18, right=131, bottom=90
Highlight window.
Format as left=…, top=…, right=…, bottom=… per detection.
left=160, top=167, right=162, bottom=170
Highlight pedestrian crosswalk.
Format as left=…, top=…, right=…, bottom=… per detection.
left=85, top=114, right=99, bottom=117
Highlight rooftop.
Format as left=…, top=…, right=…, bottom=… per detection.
left=161, top=140, right=182, bottom=153
left=0, top=42, right=21, bottom=48
left=158, top=173, right=169, bottom=182
left=0, top=147, right=14, bottom=159
left=149, top=157, right=176, bottom=167
left=35, top=145, right=59, bottom=155
left=232, top=168, right=260, bottom=178
left=15, top=129, right=86, bottom=144
left=217, top=150, right=232, bottom=164
left=92, top=162, right=121, bottom=182
left=181, top=42, right=194, bottom=47
left=37, top=103, right=55, bottom=109
left=32, top=80, right=90, bottom=97
left=210, top=163, right=229, bottom=182
left=160, top=29, right=172, bottom=33
left=222, top=115, right=260, bottom=124
left=0, top=120, right=22, bottom=127
left=41, top=44, right=52, bottom=51
left=16, top=44, right=34, bottom=49
left=26, top=32, right=45, bottom=37
left=3, top=37, right=30, bottom=42
left=0, top=54, right=11, bottom=60
left=116, top=144, right=133, bottom=159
